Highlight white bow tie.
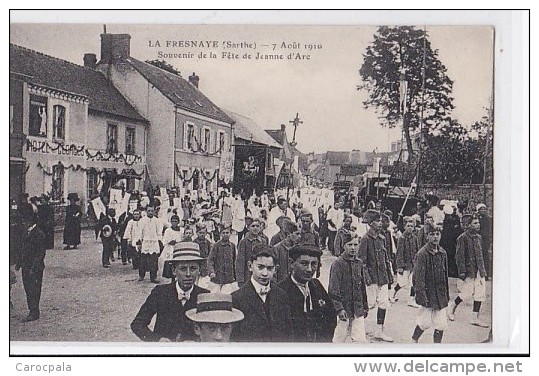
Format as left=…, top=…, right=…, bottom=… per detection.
left=178, top=291, right=191, bottom=301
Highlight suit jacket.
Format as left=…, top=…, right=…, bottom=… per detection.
left=279, top=276, right=336, bottom=342
left=99, top=214, right=118, bottom=246
left=231, top=281, right=293, bottom=342
left=17, top=225, right=46, bottom=272
left=131, top=283, right=209, bottom=342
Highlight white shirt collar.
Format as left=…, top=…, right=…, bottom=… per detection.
left=175, top=283, right=194, bottom=299
left=251, top=277, right=270, bottom=300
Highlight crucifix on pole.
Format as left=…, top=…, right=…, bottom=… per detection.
left=289, top=113, right=302, bottom=147
left=286, top=113, right=302, bottom=206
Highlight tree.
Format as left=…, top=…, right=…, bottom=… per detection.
left=359, top=26, right=455, bottom=163
left=420, top=113, right=492, bottom=185
left=145, top=59, right=181, bottom=76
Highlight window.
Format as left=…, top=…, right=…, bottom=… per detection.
left=218, top=131, right=226, bottom=153
left=185, top=123, right=195, bottom=150
left=51, top=164, right=65, bottom=201
left=106, top=123, right=118, bottom=154
left=87, top=170, right=99, bottom=198
left=203, top=128, right=211, bottom=152
left=53, top=105, right=66, bottom=140
left=267, top=152, right=273, bottom=170
left=29, top=95, right=47, bottom=137
left=125, top=127, right=136, bottom=155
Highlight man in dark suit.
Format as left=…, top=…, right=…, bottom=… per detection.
left=99, top=207, right=118, bottom=268
left=231, top=245, right=293, bottom=342
left=131, top=242, right=209, bottom=342
left=16, top=207, right=47, bottom=322
left=279, top=245, right=336, bottom=342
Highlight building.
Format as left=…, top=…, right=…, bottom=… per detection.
left=224, top=110, right=281, bottom=194
left=9, top=72, right=28, bottom=202
left=94, top=33, right=234, bottom=194
left=9, top=44, right=148, bottom=207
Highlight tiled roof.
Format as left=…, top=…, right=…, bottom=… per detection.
left=9, top=44, right=147, bottom=123
left=265, top=129, right=285, bottom=146
left=224, top=110, right=281, bottom=148
left=365, top=152, right=390, bottom=166
left=326, top=151, right=350, bottom=165
left=126, top=58, right=233, bottom=124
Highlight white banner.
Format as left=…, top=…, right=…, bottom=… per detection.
left=91, top=197, right=106, bottom=220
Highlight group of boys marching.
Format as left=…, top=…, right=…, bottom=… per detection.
left=123, top=191, right=491, bottom=343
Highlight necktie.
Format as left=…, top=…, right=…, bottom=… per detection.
left=178, top=291, right=190, bottom=305
left=259, top=286, right=270, bottom=296
left=297, top=283, right=311, bottom=312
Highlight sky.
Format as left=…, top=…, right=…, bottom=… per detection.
left=10, top=22, right=493, bottom=154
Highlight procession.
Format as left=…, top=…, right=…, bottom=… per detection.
left=9, top=24, right=494, bottom=347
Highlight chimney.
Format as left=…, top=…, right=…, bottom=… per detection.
left=83, top=53, right=97, bottom=69
left=100, top=33, right=131, bottom=64
left=280, top=124, right=286, bottom=132
left=188, top=72, right=199, bottom=88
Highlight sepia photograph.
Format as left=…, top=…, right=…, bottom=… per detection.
left=8, top=11, right=517, bottom=356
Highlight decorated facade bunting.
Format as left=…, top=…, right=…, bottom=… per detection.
left=187, top=134, right=225, bottom=155
left=26, top=137, right=143, bottom=167
left=174, top=163, right=219, bottom=183
left=35, top=161, right=144, bottom=178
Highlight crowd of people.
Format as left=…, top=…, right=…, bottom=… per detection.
left=9, top=186, right=493, bottom=343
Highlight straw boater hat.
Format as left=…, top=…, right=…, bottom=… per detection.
left=167, top=242, right=206, bottom=263
left=185, top=293, right=244, bottom=324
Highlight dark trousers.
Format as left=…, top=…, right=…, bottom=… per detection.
left=131, top=248, right=140, bottom=270
left=139, top=253, right=159, bottom=280
left=328, top=230, right=337, bottom=255
left=102, top=240, right=115, bottom=266
left=22, top=266, right=44, bottom=317
left=320, top=230, right=328, bottom=249
left=120, top=239, right=130, bottom=263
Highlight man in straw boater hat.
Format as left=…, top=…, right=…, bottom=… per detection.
left=186, top=293, right=244, bottom=342
left=131, top=242, right=209, bottom=342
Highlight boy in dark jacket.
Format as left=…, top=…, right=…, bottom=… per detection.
left=207, top=226, right=237, bottom=294
left=329, top=232, right=369, bottom=343
left=279, top=245, right=336, bottom=342
left=393, top=217, right=420, bottom=307
left=358, top=209, right=394, bottom=342
left=411, top=223, right=449, bottom=343
left=447, top=214, right=489, bottom=328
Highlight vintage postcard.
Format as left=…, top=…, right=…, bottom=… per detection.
left=9, top=13, right=512, bottom=356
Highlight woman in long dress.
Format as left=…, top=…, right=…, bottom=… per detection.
left=63, top=193, right=82, bottom=249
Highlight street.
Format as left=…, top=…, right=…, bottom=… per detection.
left=10, top=229, right=491, bottom=345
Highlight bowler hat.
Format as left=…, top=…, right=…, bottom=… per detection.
left=185, top=293, right=244, bottom=324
